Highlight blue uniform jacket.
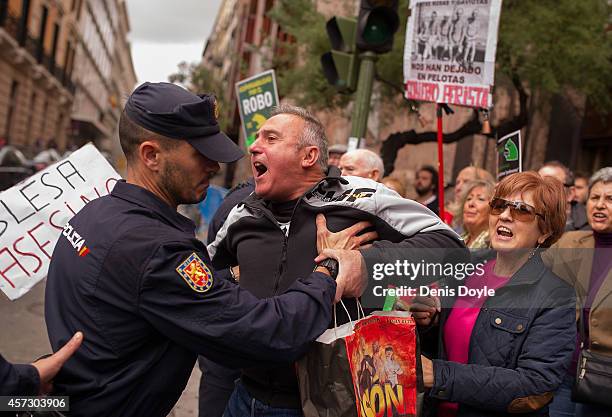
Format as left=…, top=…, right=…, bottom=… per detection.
left=44, top=181, right=336, bottom=417
left=0, top=354, right=39, bottom=395
left=421, top=254, right=577, bottom=417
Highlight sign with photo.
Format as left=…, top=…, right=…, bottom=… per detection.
left=497, top=130, right=522, bottom=180
left=403, top=0, right=502, bottom=108
left=235, top=69, right=280, bottom=148
left=0, top=144, right=121, bottom=300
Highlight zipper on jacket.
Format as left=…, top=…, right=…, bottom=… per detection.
left=272, top=197, right=304, bottom=295
left=273, top=234, right=288, bottom=295
left=579, top=357, right=587, bottom=379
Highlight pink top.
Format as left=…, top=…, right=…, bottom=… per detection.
left=438, top=260, right=511, bottom=417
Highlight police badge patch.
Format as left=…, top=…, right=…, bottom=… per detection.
left=176, top=253, right=214, bottom=293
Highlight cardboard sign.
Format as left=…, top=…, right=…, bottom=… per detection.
left=0, top=143, right=121, bottom=300
left=403, top=0, right=502, bottom=108
left=497, top=130, right=522, bottom=180
left=235, top=69, right=280, bottom=148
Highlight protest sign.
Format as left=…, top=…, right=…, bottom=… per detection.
left=236, top=69, right=280, bottom=148
left=497, top=130, right=522, bottom=180
left=403, top=0, right=502, bottom=108
left=0, top=143, right=121, bottom=300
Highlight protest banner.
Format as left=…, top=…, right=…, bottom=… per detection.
left=497, top=130, right=522, bottom=180
left=0, top=143, right=121, bottom=300
left=403, top=0, right=502, bottom=108
left=236, top=69, right=280, bottom=148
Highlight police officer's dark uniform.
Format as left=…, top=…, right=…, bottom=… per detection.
left=44, top=82, right=337, bottom=417
left=0, top=354, right=39, bottom=395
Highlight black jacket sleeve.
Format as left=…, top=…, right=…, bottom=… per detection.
left=138, top=240, right=336, bottom=369
left=0, top=354, right=39, bottom=395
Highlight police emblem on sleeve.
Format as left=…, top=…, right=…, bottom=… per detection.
left=176, top=253, right=214, bottom=293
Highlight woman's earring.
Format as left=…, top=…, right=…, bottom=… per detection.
left=529, top=243, right=541, bottom=259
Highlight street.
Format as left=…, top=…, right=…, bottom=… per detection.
left=0, top=280, right=201, bottom=417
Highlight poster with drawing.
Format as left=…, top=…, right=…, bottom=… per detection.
left=403, top=0, right=502, bottom=108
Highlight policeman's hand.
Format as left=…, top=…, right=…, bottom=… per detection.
left=315, top=248, right=367, bottom=303
left=32, top=332, right=83, bottom=395
left=409, top=296, right=440, bottom=327
left=316, top=214, right=378, bottom=253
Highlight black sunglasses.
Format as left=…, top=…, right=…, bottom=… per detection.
left=489, top=198, right=545, bottom=221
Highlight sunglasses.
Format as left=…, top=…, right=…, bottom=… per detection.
left=489, top=198, right=545, bottom=221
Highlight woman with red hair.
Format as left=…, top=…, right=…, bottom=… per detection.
left=412, top=172, right=576, bottom=417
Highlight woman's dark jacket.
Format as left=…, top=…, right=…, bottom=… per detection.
left=421, top=253, right=577, bottom=417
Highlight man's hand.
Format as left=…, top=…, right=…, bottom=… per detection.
left=32, top=332, right=83, bottom=395
left=316, top=214, right=378, bottom=253
left=409, top=296, right=441, bottom=327
left=315, top=248, right=367, bottom=303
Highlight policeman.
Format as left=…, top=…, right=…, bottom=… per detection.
left=44, top=82, right=365, bottom=417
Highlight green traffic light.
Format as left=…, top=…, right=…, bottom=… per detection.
left=356, top=6, right=399, bottom=52
left=362, top=13, right=393, bottom=44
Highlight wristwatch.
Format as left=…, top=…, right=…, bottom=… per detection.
left=315, top=258, right=339, bottom=279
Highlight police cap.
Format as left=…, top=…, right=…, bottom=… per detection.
left=125, top=82, right=243, bottom=163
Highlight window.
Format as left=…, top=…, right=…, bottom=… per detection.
left=4, top=81, right=19, bottom=142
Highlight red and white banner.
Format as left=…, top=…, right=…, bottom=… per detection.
left=403, top=0, right=502, bottom=108
left=0, top=143, right=120, bottom=300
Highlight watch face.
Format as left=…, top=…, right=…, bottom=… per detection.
left=322, top=258, right=339, bottom=279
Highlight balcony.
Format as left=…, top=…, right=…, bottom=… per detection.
left=0, top=7, right=75, bottom=96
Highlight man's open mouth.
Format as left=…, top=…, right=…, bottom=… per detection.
left=253, top=161, right=268, bottom=178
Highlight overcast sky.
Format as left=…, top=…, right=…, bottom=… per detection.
left=125, top=0, right=223, bottom=85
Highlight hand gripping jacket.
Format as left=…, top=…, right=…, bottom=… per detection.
left=208, top=170, right=465, bottom=408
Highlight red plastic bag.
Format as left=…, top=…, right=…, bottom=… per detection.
left=298, top=309, right=420, bottom=417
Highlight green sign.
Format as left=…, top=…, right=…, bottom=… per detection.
left=235, top=69, right=280, bottom=148
left=497, top=130, right=522, bottom=180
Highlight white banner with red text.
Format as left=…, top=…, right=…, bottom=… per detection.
left=0, top=143, right=120, bottom=300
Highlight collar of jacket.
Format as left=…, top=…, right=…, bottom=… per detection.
left=241, top=165, right=349, bottom=210
left=500, top=251, right=547, bottom=287
left=111, top=180, right=196, bottom=234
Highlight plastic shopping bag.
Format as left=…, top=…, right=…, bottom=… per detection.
left=298, top=308, right=421, bottom=417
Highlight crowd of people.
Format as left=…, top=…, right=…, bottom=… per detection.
left=329, top=143, right=611, bottom=417
left=0, top=81, right=610, bottom=417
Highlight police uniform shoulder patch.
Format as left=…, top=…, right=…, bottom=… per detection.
left=176, top=253, right=214, bottom=293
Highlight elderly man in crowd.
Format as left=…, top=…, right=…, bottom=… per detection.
left=209, top=104, right=464, bottom=417
left=339, top=148, right=385, bottom=182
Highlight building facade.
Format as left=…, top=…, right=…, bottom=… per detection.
left=0, top=0, right=136, bottom=163
left=0, top=0, right=77, bottom=153
left=69, top=0, right=136, bottom=169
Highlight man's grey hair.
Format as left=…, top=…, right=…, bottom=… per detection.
left=344, top=149, right=385, bottom=181
left=540, top=160, right=574, bottom=186
left=589, top=167, right=612, bottom=191
left=271, top=104, right=328, bottom=171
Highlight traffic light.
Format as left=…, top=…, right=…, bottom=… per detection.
left=320, top=17, right=359, bottom=93
left=356, top=0, right=399, bottom=53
